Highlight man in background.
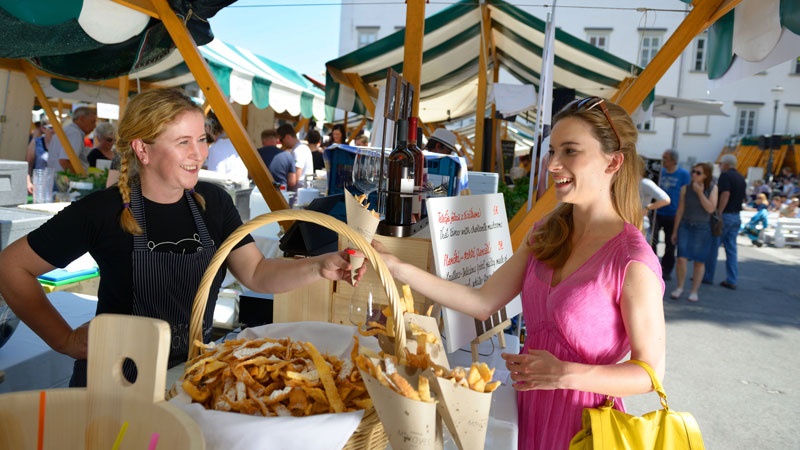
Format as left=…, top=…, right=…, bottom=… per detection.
left=425, top=128, right=458, bottom=156
left=49, top=105, right=97, bottom=172
left=651, top=149, right=690, bottom=281
left=268, top=136, right=297, bottom=191
left=277, top=123, right=314, bottom=189
left=704, top=154, right=747, bottom=289
left=257, top=129, right=281, bottom=168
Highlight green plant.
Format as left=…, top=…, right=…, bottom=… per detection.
left=498, top=176, right=531, bottom=220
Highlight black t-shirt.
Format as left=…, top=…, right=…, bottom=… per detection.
left=87, top=148, right=110, bottom=168
left=28, top=181, right=253, bottom=316
left=312, top=150, right=325, bottom=172
left=717, top=168, right=747, bottom=214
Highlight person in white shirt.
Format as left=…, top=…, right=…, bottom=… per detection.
left=49, top=106, right=97, bottom=172
left=639, top=158, right=671, bottom=241
left=204, top=112, right=248, bottom=184
left=277, top=123, right=314, bottom=189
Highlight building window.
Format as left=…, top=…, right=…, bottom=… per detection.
left=736, top=108, right=757, bottom=135
left=639, top=31, right=664, bottom=67
left=637, top=119, right=654, bottom=132
left=686, top=115, right=710, bottom=134
left=357, top=27, right=379, bottom=48
left=587, top=32, right=609, bottom=51
left=693, top=34, right=707, bottom=72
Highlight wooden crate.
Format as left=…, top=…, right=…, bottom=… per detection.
left=272, top=268, right=333, bottom=323
left=331, top=235, right=433, bottom=326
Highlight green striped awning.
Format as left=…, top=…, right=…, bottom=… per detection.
left=133, top=39, right=326, bottom=119
left=37, top=39, right=327, bottom=120
left=706, top=0, right=800, bottom=84
left=325, top=0, right=642, bottom=123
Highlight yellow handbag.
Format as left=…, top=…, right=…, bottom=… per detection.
left=569, top=359, right=705, bottom=450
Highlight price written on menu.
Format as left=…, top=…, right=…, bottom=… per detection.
left=436, top=207, right=507, bottom=287
left=427, top=193, right=522, bottom=353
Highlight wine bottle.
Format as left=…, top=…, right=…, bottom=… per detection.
left=407, top=117, right=425, bottom=220
left=385, top=119, right=415, bottom=226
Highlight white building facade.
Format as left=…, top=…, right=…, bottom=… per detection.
left=338, top=0, right=800, bottom=165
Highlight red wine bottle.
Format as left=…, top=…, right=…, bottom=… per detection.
left=407, top=117, right=425, bottom=219
left=386, top=119, right=415, bottom=226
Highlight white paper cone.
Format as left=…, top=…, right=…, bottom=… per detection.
left=424, top=368, right=493, bottom=450
left=358, top=363, right=440, bottom=450
left=345, top=192, right=380, bottom=279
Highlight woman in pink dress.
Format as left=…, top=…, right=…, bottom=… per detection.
left=374, top=97, right=665, bottom=449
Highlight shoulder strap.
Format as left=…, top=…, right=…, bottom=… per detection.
left=627, top=359, right=670, bottom=411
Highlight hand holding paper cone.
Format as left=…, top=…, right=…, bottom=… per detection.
left=345, top=191, right=381, bottom=279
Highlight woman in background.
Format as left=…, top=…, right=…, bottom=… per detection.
left=670, top=162, right=718, bottom=302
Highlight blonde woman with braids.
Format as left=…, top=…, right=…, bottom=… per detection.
left=373, top=98, right=665, bottom=449
left=0, top=89, right=364, bottom=387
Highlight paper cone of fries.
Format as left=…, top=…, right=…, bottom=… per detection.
left=358, top=360, right=442, bottom=450
left=423, top=368, right=493, bottom=450
left=404, top=314, right=450, bottom=370
left=345, top=191, right=380, bottom=280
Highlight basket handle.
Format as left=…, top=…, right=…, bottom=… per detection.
left=188, top=209, right=406, bottom=360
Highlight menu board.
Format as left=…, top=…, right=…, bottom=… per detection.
left=426, top=193, right=523, bottom=353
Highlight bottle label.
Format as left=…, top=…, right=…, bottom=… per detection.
left=400, top=178, right=414, bottom=194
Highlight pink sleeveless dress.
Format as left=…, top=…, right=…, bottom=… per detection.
left=517, top=223, right=663, bottom=449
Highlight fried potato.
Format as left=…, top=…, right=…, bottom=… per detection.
left=181, top=336, right=371, bottom=417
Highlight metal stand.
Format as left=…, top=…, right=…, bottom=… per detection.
left=470, top=319, right=512, bottom=363
left=377, top=216, right=428, bottom=238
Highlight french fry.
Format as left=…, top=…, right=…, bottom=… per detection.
left=401, top=284, right=415, bottom=314
left=305, top=341, right=346, bottom=413
left=418, top=376, right=433, bottom=403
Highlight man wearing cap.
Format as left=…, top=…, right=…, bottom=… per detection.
left=426, top=128, right=458, bottom=156
left=703, top=154, right=746, bottom=289
left=48, top=105, right=97, bottom=172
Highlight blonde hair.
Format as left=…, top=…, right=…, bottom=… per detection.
left=529, top=98, right=641, bottom=269
left=117, top=89, right=206, bottom=235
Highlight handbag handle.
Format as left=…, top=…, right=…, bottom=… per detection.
left=627, top=359, right=670, bottom=411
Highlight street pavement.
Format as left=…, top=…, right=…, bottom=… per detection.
left=624, top=235, right=800, bottom=449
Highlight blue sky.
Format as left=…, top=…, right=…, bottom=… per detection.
left=208, top=1, right=342, bottom=81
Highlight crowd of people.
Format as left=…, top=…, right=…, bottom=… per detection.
left=646, top=147, right=799, bottom=301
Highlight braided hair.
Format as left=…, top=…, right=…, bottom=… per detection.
left=116, top=89, right=206, bottom=235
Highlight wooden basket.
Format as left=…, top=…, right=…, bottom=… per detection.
left=0, top=314, right=204, bottom=450
left=187, top=209, right=409, bottom=450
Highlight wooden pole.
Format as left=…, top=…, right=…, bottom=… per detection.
left=118, top=75, right=130, bottom=116
left=617, top=0, right=737, bottom=114
left=22, top=62, right=86, bottom=175
left=148, top=0, right=289, bottom=220
left=473, top=5, right=491, bottom=171
left=403, top=0, right=426, bottom=118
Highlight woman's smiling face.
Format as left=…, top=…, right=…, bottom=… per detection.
left=547, top=116, right=617, bottom=205
left=140, top=110, right=208, bottom=196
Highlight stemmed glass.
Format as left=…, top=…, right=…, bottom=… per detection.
left=352, top=148, right=381, bottom=197
left=352, top=148, right=387, bottom=216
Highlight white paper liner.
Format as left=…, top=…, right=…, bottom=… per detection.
left=170, top=322, right=380, bottom=450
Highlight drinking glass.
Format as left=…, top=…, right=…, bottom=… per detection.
left=352, top=148, right=381, bottom=197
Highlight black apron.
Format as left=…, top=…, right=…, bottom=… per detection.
left=70, top=181, right=224, bottom=386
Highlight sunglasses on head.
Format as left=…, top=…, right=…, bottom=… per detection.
left=572, top=97, right=621, bottom=151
